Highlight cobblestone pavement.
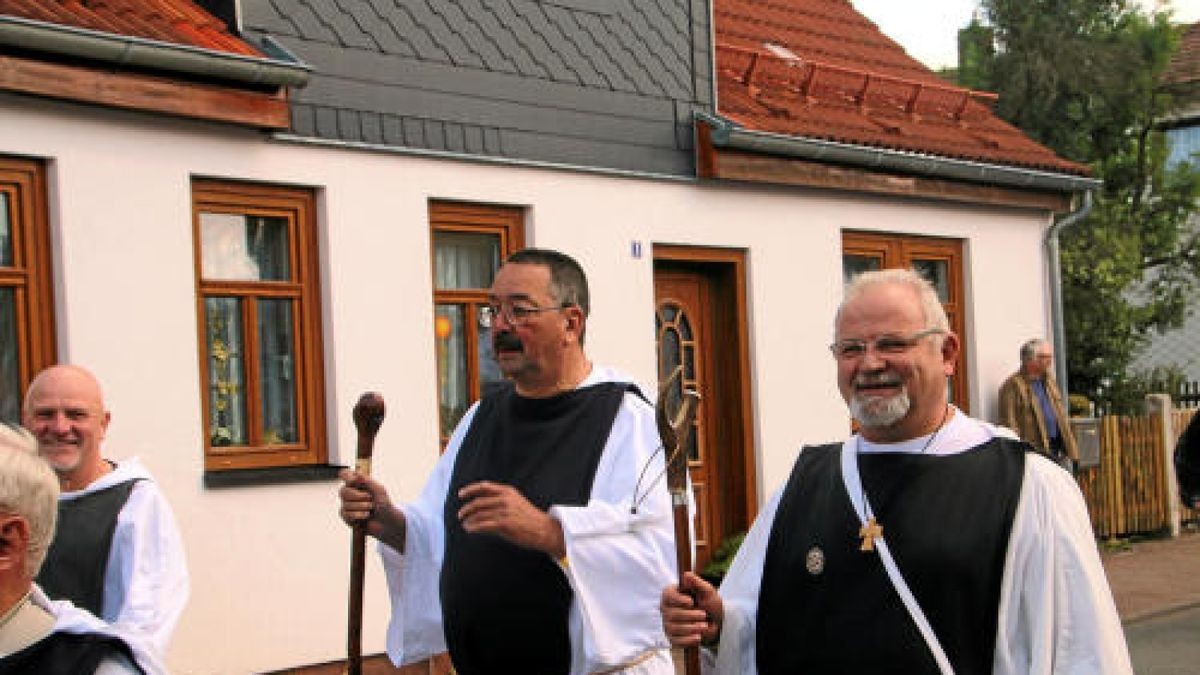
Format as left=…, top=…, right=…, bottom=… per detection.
left=1100, top=527, right=1200, bottom=624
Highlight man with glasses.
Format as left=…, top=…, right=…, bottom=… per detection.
left=339, top=248, right=679, bottom=674
left=661, top=268, right=1130, bottom=674
left=999, top=338, right=1080, bottom=472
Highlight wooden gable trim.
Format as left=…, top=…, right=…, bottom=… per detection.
left=697, top=126, right=1074, bottom=212
left=0, top=54, right=290, bottom=130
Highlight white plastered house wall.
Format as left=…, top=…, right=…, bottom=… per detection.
left=1, top=91, right=1053, bottom=673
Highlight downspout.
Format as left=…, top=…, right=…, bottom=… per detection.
left=1046, top=190, right=1094, bottom=405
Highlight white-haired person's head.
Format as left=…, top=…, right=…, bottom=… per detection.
left=0, top=424, right=59, bottom=577
left=835, top=268, right=950, bottom=337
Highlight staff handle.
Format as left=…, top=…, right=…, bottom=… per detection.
left=657, top=366, right=701, bottom=675
left=348, top=392, right=385, bottom=675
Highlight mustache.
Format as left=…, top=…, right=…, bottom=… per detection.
left=853, top=373, right=902, bottom=388
left=493, top=331, right=524, bottom=352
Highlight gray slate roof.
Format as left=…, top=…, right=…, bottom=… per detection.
left=244, top=0, right=713, bottom=175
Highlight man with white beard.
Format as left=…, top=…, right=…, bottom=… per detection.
left=660, top=268, right=1131, bottom=674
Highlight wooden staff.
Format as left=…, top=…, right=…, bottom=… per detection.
left=657, top=366, right=701, bottom=675
left=347, top=392, right=385, bottom=675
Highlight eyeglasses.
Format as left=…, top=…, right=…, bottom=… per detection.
left=480, top=301, right=570, bottom=328
left=829, top=327, right=945, bottom=360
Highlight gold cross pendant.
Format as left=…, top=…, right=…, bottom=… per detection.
left=859, top=517, right=883, bottom=552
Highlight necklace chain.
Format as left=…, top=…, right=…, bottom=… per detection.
left=916, top=404, right=950, bottom=455
left=0, top=590, right=32, bottom=631
left=860, top=404, right=951, bottom=523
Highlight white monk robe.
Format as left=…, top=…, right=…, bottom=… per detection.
left=58, top=458, right=190, bottom=655
left=0, top=585, right=168, bottom=675
left=709, top=409, right=1132, bottom=675
left=380, top=365, right=679, bottom=674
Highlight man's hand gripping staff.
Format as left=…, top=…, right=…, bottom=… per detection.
left=657, top=366, right=702, bottom=675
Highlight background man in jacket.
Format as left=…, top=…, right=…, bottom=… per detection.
left=999, top=338, right=1079, bottom=471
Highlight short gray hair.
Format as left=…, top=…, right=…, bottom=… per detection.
left=836, top=268, right=950, bottom=336
left=0, top=425, right=59, bottom=577
left=1019, top=338, right=1047, bottom=364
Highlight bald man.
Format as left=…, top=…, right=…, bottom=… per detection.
left=23, top=365, right=188, bottom=655
left=0, top=424, right=167, bottom=674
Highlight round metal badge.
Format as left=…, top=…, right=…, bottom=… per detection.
left=805, top=546, right=825, bottom=575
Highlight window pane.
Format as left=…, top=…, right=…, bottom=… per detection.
left=205, top=297, right=248, bottom=446
left=662, top=325, right=682, bottom=410
left=912, top=259, right=950, bottom=302
left=258, top=299, right=298, bottom=444
left=476, top=304, right=504, bottom=393
left=434, top=231, right=501, bottom=290
left=200, top=212, right=291, bottom=282
left=0, top=192, right=11, bottom=267
left=843, top=255, right=881, bottom=284
left=1167, top=126, right=1200, bottom=168
left=436, top=304, right=468, bottom=438
left=0, top=288, right=18, bottom=424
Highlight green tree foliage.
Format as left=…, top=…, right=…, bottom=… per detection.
left=955, top=17, right=994, bottom=95
left=965, top=2, right=1200, bottom=411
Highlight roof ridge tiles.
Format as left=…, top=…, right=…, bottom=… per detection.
left=713, top=0, right=1085, bottom=176
left=717, top=42, right=996, bottom=122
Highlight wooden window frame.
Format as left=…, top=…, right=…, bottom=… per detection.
left=429, top=201, right=524, bottom=448
left=0, top=156, right=56, bottom=420
left=192, top=179, right=326, bottom=471
left=842, top=231, right=969, bottom=413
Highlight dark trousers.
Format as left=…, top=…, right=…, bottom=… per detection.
left=1048, top=435, right=1075, bottom=475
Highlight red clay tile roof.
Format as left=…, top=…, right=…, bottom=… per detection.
left=1164, top=22, right=1200, bottom=87
left=714, top=0, right=1089, bottom=177
left=0, top=0, right=262, bottom=57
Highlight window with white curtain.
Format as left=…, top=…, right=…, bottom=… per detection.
left=193, top=180, right=325, bottom=470
left=430, top=202, right=523, bottom=445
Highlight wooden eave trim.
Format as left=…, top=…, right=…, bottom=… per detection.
left=702, top=147, right=1076, bottom=213
left=0, top=53, right=290, bottom=130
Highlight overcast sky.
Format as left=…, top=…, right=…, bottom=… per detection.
left=852, top=0, right=1200, bottom=70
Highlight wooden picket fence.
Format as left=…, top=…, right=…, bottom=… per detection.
left=1077, top=406, right=1198, bottom=538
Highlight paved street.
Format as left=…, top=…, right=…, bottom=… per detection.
left=1101, top=529, right=1200, bottom=623
left=1125, top=605, right=1200, bottom=674
left=1103, top=529, right=1200, bottom=674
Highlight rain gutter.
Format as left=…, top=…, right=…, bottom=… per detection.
left=695, top=111, right=1101, bottom=194
left=1046, top=190, right=1094, bottom=404
left=0, top=14, right=310, bottom=88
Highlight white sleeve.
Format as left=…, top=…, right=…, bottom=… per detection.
left=993, top=455, right=1132, bottom=675
left=103, top=480, right=189, bottom=655
left=548, top=393, right=677, bottom=673
left=706, top=486, right=782, bottom=675
left=378, top=404, right=476, bottom=666
left=94, top=651, right=144, bottom=675
left=41, top=585, right=168, bottom=675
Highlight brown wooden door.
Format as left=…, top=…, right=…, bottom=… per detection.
left=654, top=247, right=755, bottom=572
left=656, top=270, right=715, bottom=568
left=842, top=231, right=969, bottom=413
